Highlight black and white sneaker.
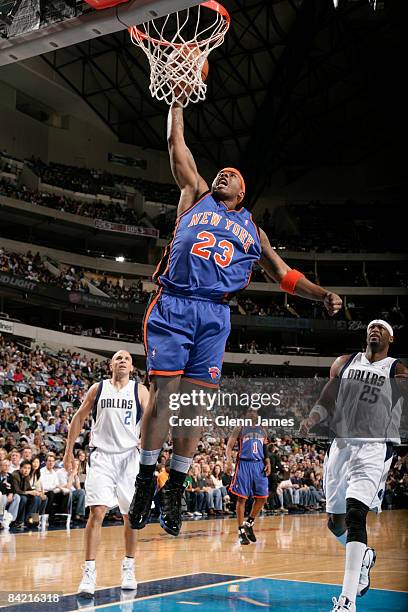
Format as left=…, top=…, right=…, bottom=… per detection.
left=239, top=527, right=250, bottom=545
left=357, top=547, right=376, bottom=597
left=244, top=520, right=257, bottom=542
left=128, top=476, right=155, bottom=530
left=331, top=596, right=355, bottom=611
left=156, top=481, right=184, bottom=536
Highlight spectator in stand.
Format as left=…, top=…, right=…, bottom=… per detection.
left=57, top=461, right=85, bottom=522
left=201, top=464, right=223, bottom=515
left=21, top=448, right=33, bottom=462
left=3, top=435, right=16, bottom=453
left=44, top=416, right=57, bottom=434
left=55, top=414, right=69, bottom=435
left=76, top=449, right=88, bottom=488
left=40, top=453, right=71, bottom=523
left=0, top=459, right=20, bottom=530
left=8, top=449, right=21, bottom=473
left=211, top=464, right=230, bottom=513
left=12, top=460, right=43, bottom=528
left=187, top=464, right=207, bottom=516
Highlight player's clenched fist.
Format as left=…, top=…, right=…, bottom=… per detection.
left=323, top=292, right=342, bottom=316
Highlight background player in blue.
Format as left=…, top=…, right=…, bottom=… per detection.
left=226, top=411, right=271, bottom=545
left=129, top=100, right=342, bottom=538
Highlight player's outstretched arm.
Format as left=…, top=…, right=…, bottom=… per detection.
left=63, top=382, right=99, bottom=473
left=168, top=102, right=208, bottom=217
left=298, top=355, right=348, bottom=435
left=258, top=228, right=342, bottom=316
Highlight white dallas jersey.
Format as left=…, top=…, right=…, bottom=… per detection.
left=89, top=379, right=142, bottom=453
left=333, top=352, right=402, bottom=443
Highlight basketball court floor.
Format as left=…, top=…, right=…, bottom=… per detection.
left=1, top=510, right=407, bottom=611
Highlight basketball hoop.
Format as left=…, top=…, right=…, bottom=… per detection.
left=129, top=1, right=230, bottom=107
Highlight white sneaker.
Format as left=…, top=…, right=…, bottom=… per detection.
left=357, top=547, right=376, bottom=597
left=193, top=511, right=202, bottom=516
left=121, top=558, right=138, bottom=590
left=78, top=564, right=97, bottom=596
left=331, top=596, right=356, bottom=611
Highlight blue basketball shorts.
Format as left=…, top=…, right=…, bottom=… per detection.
left=144, top=290, right=231, bottom=386
left=229, top=459, right=269, bottom=499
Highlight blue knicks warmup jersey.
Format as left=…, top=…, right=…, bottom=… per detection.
left=154, top=192, right=262, bottom=300
left=238, top=426, right=267, bottom=461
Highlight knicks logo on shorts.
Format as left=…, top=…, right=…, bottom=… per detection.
left=208, top=366, right=221, bottom=380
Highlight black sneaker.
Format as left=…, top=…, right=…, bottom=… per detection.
left=128, top=475, right=156, bottom=530
left=239, top=528, right=250, bottom=545
left=244, top=521, right=256, bottom=542
left=156, top=481, right=184, bottom=536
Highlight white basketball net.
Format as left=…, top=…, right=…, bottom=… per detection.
left=129, top=1, right=230, bottom=107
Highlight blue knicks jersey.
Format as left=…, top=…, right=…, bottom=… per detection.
left=238, top=426, right=267, bottom=461
left=154, top=193, right=262, bottom=300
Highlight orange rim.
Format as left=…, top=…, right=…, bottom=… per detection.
left=129, top=1, right=230, bottom=49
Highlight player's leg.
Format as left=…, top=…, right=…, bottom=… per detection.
left=245, top=462, right=269, bottom=542
left=117, top=448, right=139, bottom=590
left=328, top=512, right=347, bottom=545
left=230, top=461, right=252, bottom=544
left=78, top=504, right=108, bottom=596
left=129, top=293, right=192, bottom=530
left=244, top=497, right=266, bottom=542
left=156, top=377, right=212, bottom=535
left=79, top=451, right=117, bottom=596
left=331, top=442, right=391, bottom=611
left=129, top=374, right=182, bottom=530
left=155, top=299, right=230, bottom=536
left=235, top=496, right=250, bottom=545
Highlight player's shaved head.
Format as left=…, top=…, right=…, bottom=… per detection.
left=111, top=350, right=132, bottom=363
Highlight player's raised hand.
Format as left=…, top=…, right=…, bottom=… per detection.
left=323, top=292, right=342, bottom=316
left=63, top=451, right=75, bottom=473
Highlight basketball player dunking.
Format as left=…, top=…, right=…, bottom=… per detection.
left=300, top=320, right=407, bottom=611
left=63, top=350, right=148, bottom=597
left=128, top=101, right=342, bottom=537
left=226, top=411, right=270, bottom=545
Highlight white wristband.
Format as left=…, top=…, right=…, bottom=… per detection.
left=309, top=404, right=328, bottom=423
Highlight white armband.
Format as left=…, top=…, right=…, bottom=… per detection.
left=309, top=404, right=328, bottom=423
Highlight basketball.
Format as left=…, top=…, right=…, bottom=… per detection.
left=166, top=46, right=209, bottom=102
left=201, top=57, right=209, bottom=82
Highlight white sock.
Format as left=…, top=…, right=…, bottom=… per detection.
left=123, top=556, right=134, bottom=565
left=85, top=560, right=96, bottom=570
left=336, top=531, right=347, bottom=547
left=341, top=541, right=367, bottom=603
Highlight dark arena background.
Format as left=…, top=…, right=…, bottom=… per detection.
left=0, top=1, right=407, bottom=611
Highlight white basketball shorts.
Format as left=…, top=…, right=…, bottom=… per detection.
left=323, top=439, right=393, bottom=514
left=85, top=447, right=139, bottom=514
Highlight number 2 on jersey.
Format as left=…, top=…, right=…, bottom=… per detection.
left=191, top=231, right=234, bottom=268
left=124, top=410, right=132, bottom=425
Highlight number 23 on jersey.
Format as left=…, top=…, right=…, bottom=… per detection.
left=191, top=231, right=234, bottom=268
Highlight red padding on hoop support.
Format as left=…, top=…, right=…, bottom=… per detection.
left=84, top=0, right=129, bottom=9
left=280, top=269, right=305, bottom=294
